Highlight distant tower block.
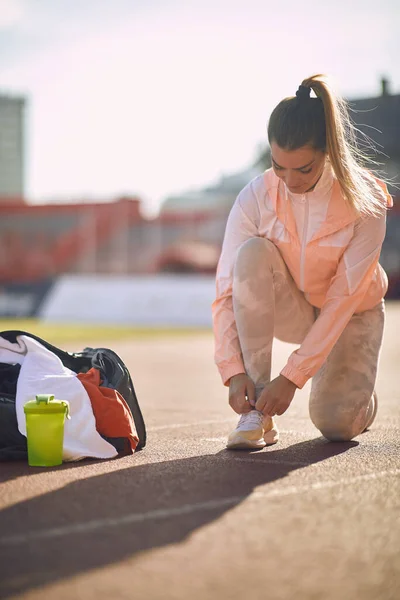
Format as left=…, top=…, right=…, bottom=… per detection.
left=0, top=93, right=26, bottom=202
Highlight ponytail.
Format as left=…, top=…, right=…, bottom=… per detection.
left=268, top=74, right=387, bottom=217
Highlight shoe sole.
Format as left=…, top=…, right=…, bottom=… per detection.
left=226, top=433, right=266, bottom=450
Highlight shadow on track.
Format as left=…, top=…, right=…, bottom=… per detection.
left=0, top=438, right=357, bottom=598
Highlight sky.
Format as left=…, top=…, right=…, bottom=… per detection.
left=0, top=0, right=399, bottom=215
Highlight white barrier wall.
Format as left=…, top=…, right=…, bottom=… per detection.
left=39, top=275, right=216, bottom=326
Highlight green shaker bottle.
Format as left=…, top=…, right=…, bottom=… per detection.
left=24, top=394, right=70, bottom=467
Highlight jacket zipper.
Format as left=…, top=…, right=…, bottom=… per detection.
left=300, top=195, right=308, bottom=291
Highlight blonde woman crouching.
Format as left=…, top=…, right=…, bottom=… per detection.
left=212, top=74, right=392, bottom=449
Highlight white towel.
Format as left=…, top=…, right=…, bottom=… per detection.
left=0, top=335, right=117, bottom=461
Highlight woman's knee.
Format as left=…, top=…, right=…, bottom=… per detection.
left=235, top=238, right=277, bottom=275
left=309, top=402, right=369, bottom=442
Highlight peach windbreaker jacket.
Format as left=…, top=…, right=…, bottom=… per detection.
left=212, top=164, right=392, bottom=389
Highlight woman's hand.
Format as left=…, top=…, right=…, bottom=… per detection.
left=255, top=374, right=297, bottom=417
left=228, top=373, right=255, bottom=415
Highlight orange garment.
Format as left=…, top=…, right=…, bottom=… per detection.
left=77, top=368, right=139, bottom=452
left=212, top=164, right=393, bottom=389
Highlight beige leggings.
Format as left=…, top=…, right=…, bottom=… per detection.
left=232, top=237, right=385, bottom=442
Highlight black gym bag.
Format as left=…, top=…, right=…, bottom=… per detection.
left=0, top=330, right=146, bottom=461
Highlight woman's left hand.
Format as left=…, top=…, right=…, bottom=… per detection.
left=255, top=374, right=298, bottom=417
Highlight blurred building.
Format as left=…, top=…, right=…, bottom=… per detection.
left=0, top=196, right=224, bottom=284
left=349, top=78, right=400, bottom=296
left=0, top=93, right=25, bottom=202
left=349, top=77, right=400, bottom=191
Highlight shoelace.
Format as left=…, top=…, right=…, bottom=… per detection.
left=238, top=410, right=263, bottom=428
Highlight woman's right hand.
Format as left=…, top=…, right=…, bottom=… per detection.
left=228, top=373, right=256, bottom=415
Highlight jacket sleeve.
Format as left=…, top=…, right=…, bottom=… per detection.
left=280, top=207, right=388, bottom=389
left=212, top=184, right=260, bottom=385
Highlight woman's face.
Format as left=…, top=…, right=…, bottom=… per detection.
left=270, top=141, right=326, bottom=194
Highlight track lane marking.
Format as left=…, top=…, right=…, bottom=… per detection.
left=149, top=420, right=313, bottom=435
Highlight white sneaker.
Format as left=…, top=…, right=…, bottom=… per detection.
left=262, top=415, right=280, bottom=445
left=227, top=410, right=279, bottom=450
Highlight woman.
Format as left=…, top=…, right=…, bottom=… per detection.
left=212, top=74, right=392, bottom=449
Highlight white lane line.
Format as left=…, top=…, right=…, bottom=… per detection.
left=1, top=469, right=398, bottom=546
left=280, top=430, right=314, bottom=436
left=148, top=419, right=236, bottom=431
left=149, top=420, right=313, bottom=435
left=231, top=457, right=312, bottom=467
left=201, top=434, right=311, bottom=443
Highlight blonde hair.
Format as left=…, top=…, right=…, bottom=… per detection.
left=268, top=74, right=387, bottom=217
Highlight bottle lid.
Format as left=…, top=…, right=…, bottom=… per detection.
left=24, top=394, right=70, bottom=418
